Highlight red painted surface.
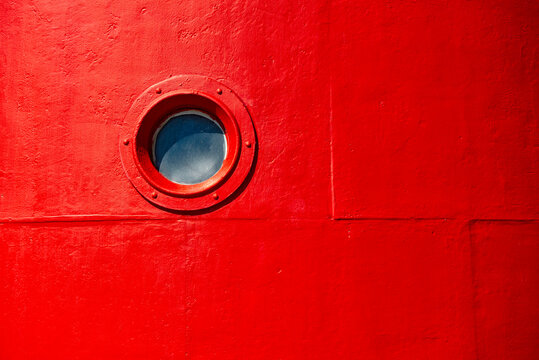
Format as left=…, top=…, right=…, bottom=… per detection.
left=0, top=1, right=537, bottom=359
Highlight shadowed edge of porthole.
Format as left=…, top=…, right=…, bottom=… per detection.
left=142, top=130, right=258, bottom=215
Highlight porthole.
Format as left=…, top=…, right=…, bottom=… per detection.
left=119, top=75, right=256, bottom=211
left=152, top=110, right=227, bottom=185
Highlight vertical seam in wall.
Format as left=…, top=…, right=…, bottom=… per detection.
left=329, top=77, right=336, bottom=219
left=327, top=0, right=336, bottom=220
left=468, top=220, right=480, bottom=360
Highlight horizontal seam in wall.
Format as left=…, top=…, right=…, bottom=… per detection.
left=0, top=216, right=537, bottom=224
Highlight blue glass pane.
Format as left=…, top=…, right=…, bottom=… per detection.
left=153, top=111, right=227, bottom=185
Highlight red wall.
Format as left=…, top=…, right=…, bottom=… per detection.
left=0, top=1, right=537, bottom=359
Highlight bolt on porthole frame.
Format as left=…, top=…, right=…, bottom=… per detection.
left=119, top=75, right=257, bottom=211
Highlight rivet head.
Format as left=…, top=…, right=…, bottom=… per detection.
left=151, top=192, right=158, bottom=199
left=216, top=88, right=223, bottom=95
left=245, top=141, right=252, bottom=148
left=155, top=88, right=162, bottom=94
left=212, top=193, right=219, bottom=200
left=123, top=138, right=130, bottom=145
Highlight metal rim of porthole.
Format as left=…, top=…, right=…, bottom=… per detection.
left=119, top=75, right=256, bottom=211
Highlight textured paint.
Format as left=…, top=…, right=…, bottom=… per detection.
left=331, top=1, right=538, bottom=219
left=0, top=0, right=537, bottom=359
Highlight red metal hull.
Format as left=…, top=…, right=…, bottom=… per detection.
left=0, top=1, right=537, bottom=358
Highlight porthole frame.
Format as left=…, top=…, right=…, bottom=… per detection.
left=119, top=75, right=256, bottom=211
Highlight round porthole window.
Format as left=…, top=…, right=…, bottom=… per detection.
left=119, top=75, right=256, bottom=211
left=153, top=110, right=227, bottom=185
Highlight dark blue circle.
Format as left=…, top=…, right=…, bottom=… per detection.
left=153, top=111, right=226, bottom=185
